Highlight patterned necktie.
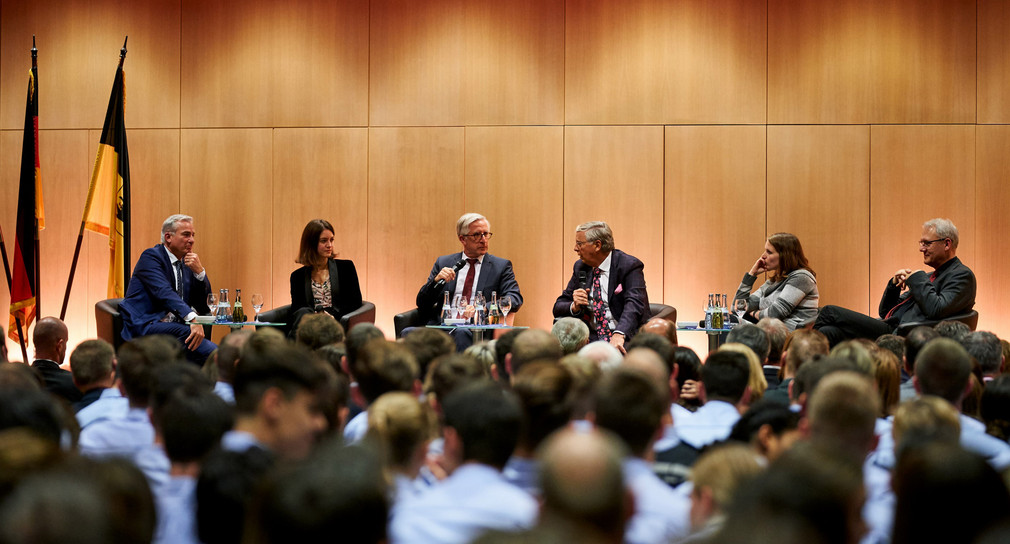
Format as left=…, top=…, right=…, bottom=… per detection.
left=592, top=268, right=611, bottom=341
left=460, top=258, right=478, bottom=301
left=174, top=260, right=184, bottom=298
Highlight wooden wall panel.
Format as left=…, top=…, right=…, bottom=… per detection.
left=975, top=126, right=1010, bottom=338
left=463, top=0, right=565, bottom=125
left=564, top=126, right=664, bottom=304
left=869, top=126, right=975, bottom=308
left=769, top=0, right=976, bottom=124
left=370, top=0, right=465, bottom=126
left=664, top=126, right=765, bottom=351
left=271, top=128, right=369, bottom=313
left=1, top=0, right=180, bottom=130
left=181, top=0, right=369, bottom=128
left=125, top=130, right=182, bottom=263
left=465, top=126, right=564, bottom=331
left=180, top=129, right=273, bottom=341
left=767, top=126, right=870, bottom=313
left=565, top=0, right=766, bottom=125
left=979, top=0, right=1010, bottom=123
left=368, top=128, right=464, bottom=337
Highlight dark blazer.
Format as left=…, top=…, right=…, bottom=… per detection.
left=877, top=256, right=976, bottom=327
left=553, top=249, right=650, bottom=341
left=31, top=359, right=82, bottom=403
left=416, top=253, right=523, bottom=325
left=289, top=258, right=363, bottom=323
left=120, top=245, right=212, bottom=340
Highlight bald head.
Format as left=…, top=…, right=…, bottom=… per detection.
left=32, top=317, right=68, bottom=364
left=641, top=318, right=677, bottom=346
left=623, top=347, right=668, bottom=385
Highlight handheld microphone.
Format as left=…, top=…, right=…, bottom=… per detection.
left=433, top=258, right=468, bottom=290
left=578, top=271, right=588, bottom=290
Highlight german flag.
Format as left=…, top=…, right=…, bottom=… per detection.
left=81, top=58, right=130, bottom=298
left=8, top=60, right=43, bottom=343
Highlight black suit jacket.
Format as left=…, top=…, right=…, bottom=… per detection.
left=120, top=245, right=212, bottom=339
left=31, top=359, right=82, bottom=403
left=553, top=249, right=650, bottom=341
left=416, top=253, right=523, bottom=325
left=877, top=256, right=976, bottom=327
left=289, top=258, right=363, bottom=322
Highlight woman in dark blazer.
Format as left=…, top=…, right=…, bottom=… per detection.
left=289, top=219, right=362, bottom=335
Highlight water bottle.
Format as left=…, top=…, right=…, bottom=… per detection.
left=440, top=291, right=452, bottom=324
left=474, top=291, right=486, bottom=325
left=219, top=288, right=231, bottom=323
left=704, top=293, right=714, bottom=329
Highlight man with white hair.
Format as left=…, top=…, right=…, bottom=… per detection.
left=578, top=340, right=624, bottom=372
left=119, top=215, right=215, bottom=363
left=416, top=213, right=523, bottom=351
left=552, top=317, right=590, bottom=355
left=814, top=218, right=976, bottom=346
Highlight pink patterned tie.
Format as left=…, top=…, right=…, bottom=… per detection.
left=592, top=268, right=611, bottom=341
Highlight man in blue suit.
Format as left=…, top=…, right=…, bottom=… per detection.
left=415, top=213, right=523, bottom=351
left=120, top=214, right=215, bottom=363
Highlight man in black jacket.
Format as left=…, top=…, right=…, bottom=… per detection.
left=30, top=316, right=81, bottom=404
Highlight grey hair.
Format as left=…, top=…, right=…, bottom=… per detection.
left=162, top=214, right=193, bottom=238
left=578, top=340, right=624, bottom=373
left=576, top=221, right=615, bottom=252
left=552, top=317, right=591, bottom=355
left=963, top=331, right=1003, bottom=375
left=923, top=218, right=959, bottom=249
left=456, top=213, right=488, bottom=236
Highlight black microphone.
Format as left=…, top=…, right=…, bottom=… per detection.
left=578, top=271, right=588, bottom=290
left=433, top=258, right=468, bottom=290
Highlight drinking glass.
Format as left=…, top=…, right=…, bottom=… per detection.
left=453, top=294, right=466, bottom=320
left=498, top=296, right=512, bottom=322
left=733, top=299, right=748, bottom=324
left=251, top=293, right=264, bottom=321
left=207, top=293, right=219, bottom=319
left=474, top=292, right=486, bottom=325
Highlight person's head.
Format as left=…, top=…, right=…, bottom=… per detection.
left=442, top=381, right=522, bottom=469
left=872, top=347, right=902, bottom=417
left=904, top=326, right=939, bottom=373
left=641, top=317, right=678, bottom=346
left=626, top=332, right=676, bottom=379
left=792, top=356, right=862, bottom=409
left=423, top=354, right=489, bottom=411
left=919, top=218, right=958, bottom=269
left=494, top=329, right=523, bottom=379
left=0, top=362, right=43, bottom=392
left=874, top=334, right=904, bottom=364
left=296, top=218, right=336, bottom=267
left=0, top=387, right=68, bottom=445
left=116, top=335, right=184, bottom=408
left=577, top=341, right=623, bottom=373
left=934, top=320, right=971, bottom=343
left=829, top=340, right=875, bottom=378
left=729, top=398, right=802, bottom=462
left=892, top=395, right=961, bottom=452
left=560, top=354, right=602, bottom=421
left=462, top=343, right=496, bottom=377
left=366, top=392, right=437, bottom=476
left=295, top=312, right=344, bottom=350
left=914, top=338, right=972, bottom=406
left=700, top=350, right=751, bottom=406
left=456, top=213, right=491, bottom=259
left=552, top=317, right=591, bottom=355
left=806, top=372, right=880, bottom=461
left=672, top=346, right=702, bottom=395
left=509, top=329, right=562, bottom=376
left=512, top=362, right=574, bottom=454
left=981, top=375, right=1010, bottom=441
left=215, top=330, right=252, bottom=384
left=689, top=443, right=763, bottom=531
left=537, top=428, right=630, bottom=542
left=155, top=382, right=233, bottom=464
left=402, top=327, right=455, bottom=379
left=963, top=331, right=1003, bottom=377
left=593, top=368, right=668, bottom=457
left=70, top=339, right=116, bottom=392
left=719, top=343, right=767, bottom=403
left=32, top=317, right=68, bottom=364
left=622, top=347, right=669, bottom=389
left=764, top=232, right=815, bottom=281
left=344, top=324, right=385, bottom=370
left=726, top=324, right=770, bottom=364
left=351, top=340, right=419, bottom=406
left=573, top=221, right=614, bottom=267
left=197, top=446, right=276, bottom=544
left=161, top=214, right=196, bottom=259
left=756, top=318, right=789, bottom=366
left=232, top=343, right=330, bottom=460
left=782, top=328, right=829, bottom=378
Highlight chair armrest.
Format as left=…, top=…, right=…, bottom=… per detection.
left=340, top=301, right=376, bottom=332
left=894, top=310, right=979, bottom=337
left=394, top=309, right=422, bottom=339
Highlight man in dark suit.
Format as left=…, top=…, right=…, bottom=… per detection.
left=29, top=316, right=82, bottom=403
left=119, top=214, right=215, bottom=363
left=814, top=218, right=976, bottom=347
left=553, top=221, right=650, bottom=354
left=416, top=213, right=523, bottom=351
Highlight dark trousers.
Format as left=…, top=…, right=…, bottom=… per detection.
left=813, top=305, right=893, bottom=347
left=144, top=322, right=217, bottom=363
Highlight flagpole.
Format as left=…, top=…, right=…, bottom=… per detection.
left=60, top=37, right=128, bottom=321
left=32, top=36, right=39, bottom=319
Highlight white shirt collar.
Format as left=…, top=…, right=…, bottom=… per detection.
left=597, top=251, right=612, bottom=273
left=163, top=244, right=180, bottom=265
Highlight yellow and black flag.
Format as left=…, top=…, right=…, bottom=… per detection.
left=8, top=47, right=44, bottom=344
left=81, top=49, right=131, bottom=298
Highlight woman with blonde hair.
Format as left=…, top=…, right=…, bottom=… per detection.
left=365, top=392, right=438, bottom=504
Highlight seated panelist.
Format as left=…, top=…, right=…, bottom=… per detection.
left=733, top=232, right=819, bottom=331
left=289, top=219, right=363, bottom=335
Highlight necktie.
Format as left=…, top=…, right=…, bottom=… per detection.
left=591, top=268, right=612, bottom=341
left=460, top=258, right=478, bottom=302
left=174, top=261, right=184, bottom=298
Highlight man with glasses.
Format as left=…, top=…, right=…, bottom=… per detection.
left=553, top=221, right=650, bottom=354
left=814, top=218, right=976, bottom=346
left=416, top=213, right=523, bottom=351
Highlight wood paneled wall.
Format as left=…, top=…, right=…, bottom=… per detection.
left=2, top=0, right=1010, bottom=357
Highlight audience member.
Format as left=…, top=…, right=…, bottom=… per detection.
left=933, top=319, right=971, bottom=343
left=756, top=317, right=789, bottom=387
left=71, top=339, right=124, bottom=430
left=211, top=330, right=251, bottom=404
left=29, top=317, right=80, bottom=404
left=763, top=328, right=828, bottom=405
left=552, top=317, right=590, bottom=355
left=874, top=334, right=904, bottom=368
left=462, top=343, right=497, bottom=378
left=728, top=399, right=801, bottom=462
left=828, top=339, right=875, bottom=376
left=365, top=391, right=437, bottom=504
left=196, top=446, right=275, bottom=544
left=639, top=317, right=678, bottom=346
left=725, top=324, right=770, bottom=365
left=403, top=327, right=455, bottom=380
left=673, top=351, right=750, bottom=453
left=899, top=326, right=939, bottom=402
left=493, top=329, right=523, bottom=382
left=872, top=347, right=902, bottom=417
left=686, top=443, right=763, bottom=542
left=577, top=341, right=623, bottom=373
left=964, top=331, right=1003, bottom=381
left=672, top=346, right=703, bottom=411
left=294, top=312, right=344, bottom=350
left=981, top=375, right=1010, bottom=441
left=504, top=362, right=574, bottom=495
left=718, top=343, right=767, bottom=404
left=559, top=354, right=601, bottom=421
left=343, top=340, right=420, bottom=444
left=508, top=329, right=563, bottom=378
left=891, top=395, right=961, bottom=451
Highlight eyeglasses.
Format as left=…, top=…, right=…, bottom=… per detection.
left=575, top=240, right=594, bottom=248
left=463, top=232, right=493, bottom=240
left=919, top=238, right=947, bottom=248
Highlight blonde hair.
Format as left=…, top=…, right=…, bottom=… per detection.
left=892, top=395, right=961, bottom=448
left=719, top=343, right=767, bottom=401
left=690, top=443, right=763, bottom=510
left=366, top=392, right=437, bottom=470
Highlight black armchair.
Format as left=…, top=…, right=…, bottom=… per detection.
left=256, top=301, right=376, bottom=337
left=96, top=298, right=212, bottom=349
left=894, top=309, right=979, bottom=337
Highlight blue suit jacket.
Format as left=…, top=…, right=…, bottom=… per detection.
left=553, top=249, right=650, bottom=341
left=416, top=253, right=523, bottom=325
left=120, top=245, right=212, bottom=340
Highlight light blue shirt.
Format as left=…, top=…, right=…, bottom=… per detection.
left=153, top=475, right=199, bottom=544
left=869, top=412, right=1010, bottom=472
left=343, top=410, right=369, bottom=444
left=79, top=407, right=153, bottom=460
left=76, top=388, right=129, bottom=431
left=389, top=463, right=537, bottom=544
left=673, top=400, right=740, bottom=450
left=134, top=443, right=171, bottom=491
left=213, top=381, right=235, bottom=404
left=861, top=458, right=895, bottom=544
left=502, top=456, right=540, bottom=497
left=623, top=458, right=691, bottom=544
left=654, top=403, right=695, bottom=451
left=221, top=430, right=265, bottom=453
